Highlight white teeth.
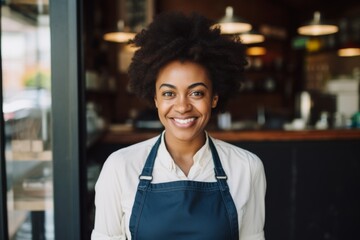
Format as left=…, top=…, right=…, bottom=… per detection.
left=174, top=118, right=195, bottom=124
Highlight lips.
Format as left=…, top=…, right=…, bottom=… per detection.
left=174, top=118, right=195, bottom=124
left=172, top=117, right=197, bottom=127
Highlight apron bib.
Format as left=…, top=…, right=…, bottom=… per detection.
left=129, top=136, right=239, bottom=240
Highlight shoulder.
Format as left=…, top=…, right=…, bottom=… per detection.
left=102, top=135, right=160, bottom=173
left=209, top=136, right=264, bottom=175
left=209, top=137, right=266, bottom=204
left=107, top=135, right=159, bottom=159
left=96, top=135, right=161, bottom=195
left=210, top=137, right=261, bottom=163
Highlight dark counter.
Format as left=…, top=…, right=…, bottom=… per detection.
left=102, top=128, right=360, bottom=144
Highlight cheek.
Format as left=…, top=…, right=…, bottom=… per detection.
left=196, top=101, right=213, bottom=115
left=155, top=100, right=172, bottom=114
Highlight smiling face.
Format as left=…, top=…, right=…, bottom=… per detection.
left=154, top=60, right=218, bottom=145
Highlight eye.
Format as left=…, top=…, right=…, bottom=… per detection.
left=190, top=91, right=204, bottom=97
left=162, top=91, right=175, bottom=98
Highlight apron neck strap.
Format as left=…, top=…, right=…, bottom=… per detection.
left=208, top=138, right=229, bottom=191
left=138, top=135, right=228, bottom=187
left=139, top=135, right=162, bottom=181
left=208, top=138, right=227, bottom=180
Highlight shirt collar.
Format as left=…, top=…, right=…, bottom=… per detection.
left=157, top=131, right=212, bottom=171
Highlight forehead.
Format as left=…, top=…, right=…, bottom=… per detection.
left=156, top=60, right=211, bottom=87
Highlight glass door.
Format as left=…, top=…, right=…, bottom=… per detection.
left=1, top=0, right=53, bottom=239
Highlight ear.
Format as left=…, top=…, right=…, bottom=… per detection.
left=212, top=94, right=219, bottom=108
left=154, top=95, right=158, bottom=108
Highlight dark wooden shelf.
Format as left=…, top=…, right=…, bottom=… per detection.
left=101, top=127, right=360, bottom=144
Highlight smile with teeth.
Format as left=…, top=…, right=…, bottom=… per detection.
left=173, top=118, right=196, bottom=125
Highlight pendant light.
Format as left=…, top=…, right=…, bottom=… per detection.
left=337, top=18, right=360, bottom=57
left=103, top=20, right=136, bottom=43
left=240, top=30, right=265, bottom=44
left=297, top=11, right=338, bottom=36
left=338, top=47, right=360, bottom=57
left=216, top=6, right=252, bottom=34
left=246, top=47, right=266, bottom=56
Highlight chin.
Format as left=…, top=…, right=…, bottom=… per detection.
left=167, top=128, right=205, bottom=142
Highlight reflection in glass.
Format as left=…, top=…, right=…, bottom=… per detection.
left=1, top=0, right=53, bottom=239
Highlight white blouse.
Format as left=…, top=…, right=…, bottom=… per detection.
left=91, top=133, right=266, bottom=240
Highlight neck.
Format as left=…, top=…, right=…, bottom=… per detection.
left=164, top=131, right=206, bottom=156
left=163, top=132, right=206, bottom=175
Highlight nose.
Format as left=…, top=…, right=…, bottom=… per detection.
left=174, top=96, right=192, bottom=113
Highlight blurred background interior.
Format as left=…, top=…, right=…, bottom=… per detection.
left=1, top=0, right=360, bottom=239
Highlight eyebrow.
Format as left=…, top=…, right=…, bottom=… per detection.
left=159, top=82, right=209, bottom=90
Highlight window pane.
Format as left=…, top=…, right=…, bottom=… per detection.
left=1, top=0, right=54, bottom=239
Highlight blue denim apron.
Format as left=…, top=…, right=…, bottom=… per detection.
left=129, top=136, right=239, bottom=240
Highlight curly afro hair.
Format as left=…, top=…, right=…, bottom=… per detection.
left=128, top=11, right=247, bottom=113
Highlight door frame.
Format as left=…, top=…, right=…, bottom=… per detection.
left=50, top=0, right=85, bottom=239
left=0, top=0, right=85, bottom=238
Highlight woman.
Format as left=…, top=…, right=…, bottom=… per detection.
left=92, top=12, right=266, bottom=240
